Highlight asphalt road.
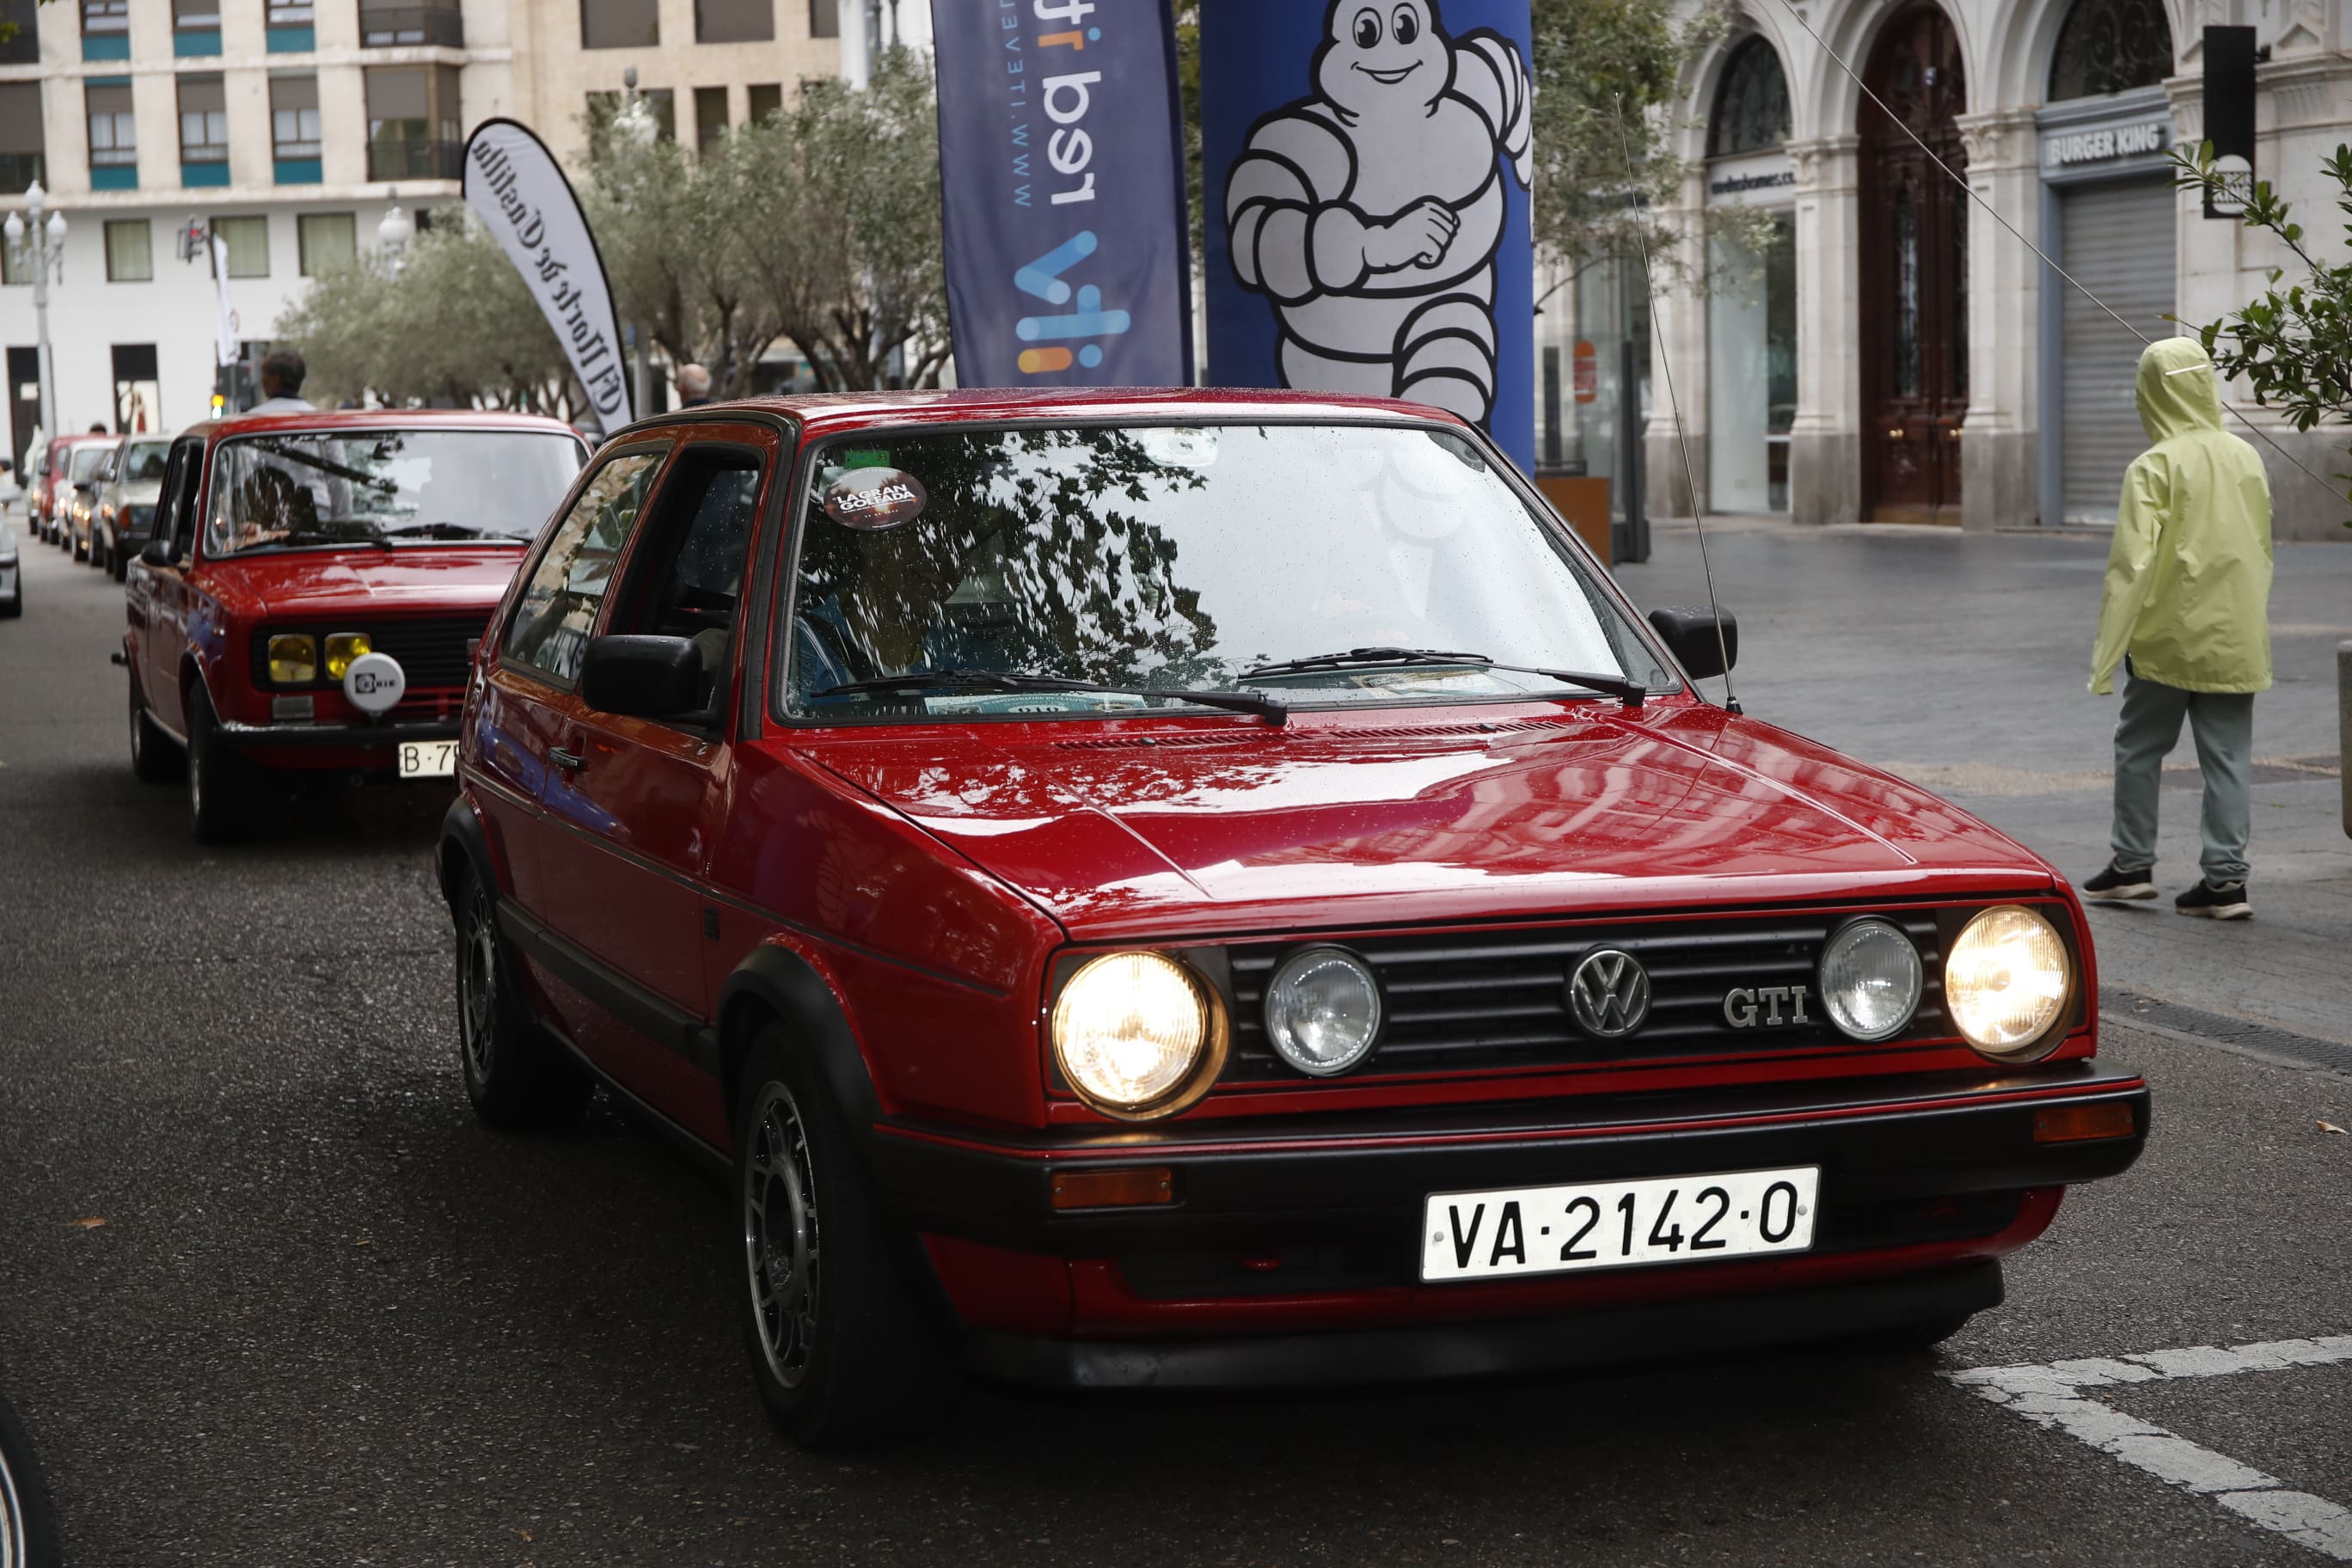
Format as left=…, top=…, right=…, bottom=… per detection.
left=3, top=531, right=2349, bottom=1568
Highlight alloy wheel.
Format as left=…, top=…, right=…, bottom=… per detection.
left=743, top=1081, right=820, bottom=1390
left=458, top=881, right=499, bottom=1082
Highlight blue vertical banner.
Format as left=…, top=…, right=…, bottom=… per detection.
left=930, top=0, right=1193, bottom=387
left=1202, top=0, right=1534, bottom=469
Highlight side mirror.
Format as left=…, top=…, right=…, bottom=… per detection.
left=580, top=634, right=706, bottom=720
left=138, top=540, right=176, bottom=569
left=1648, top=605, right=1739, bottom=682
left=72, top=481, right=93, bottom=493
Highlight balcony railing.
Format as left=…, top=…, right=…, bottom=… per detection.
left=366, top=135, right=461, bottom=181
left=358, top=5, right=462, bottom=46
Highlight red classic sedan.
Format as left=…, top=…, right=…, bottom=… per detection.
left=439, top=390, right=2147, bottom=1448
left=123, top=409, right=587, bottom=839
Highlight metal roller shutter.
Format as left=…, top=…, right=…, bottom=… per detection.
left=2059, top=177, right=2176, bottom=523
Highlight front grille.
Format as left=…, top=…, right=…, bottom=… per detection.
left=1226, top=912, right=1951, bottom=1081
left=251, top=614, right=487, bottom=689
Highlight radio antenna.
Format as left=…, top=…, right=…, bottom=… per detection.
left=1760, top=0, right=2346, bottom=507
left=1612, top=95, right=1742, bottom=715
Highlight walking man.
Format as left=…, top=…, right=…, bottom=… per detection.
left=2082, top=337, right=2272, bottom=920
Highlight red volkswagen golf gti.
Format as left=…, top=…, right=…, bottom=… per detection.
left=122, top=410, right=587, bottom=839
left=441, top=391, right=2147, bottom=1447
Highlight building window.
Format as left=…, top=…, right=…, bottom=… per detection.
left=211, top=214, right=269, bottom=277
left=179, top=73, right=230, bottom=174
left=581, top=0, right=658, bottom=48
left=809, top=0, right=836, bottom=40
left=298, top=211, right=356, bottom=275
left=173, top=0, right=221, bottom=55
left=267, top=1, right=314, bottom=21
left=359, top=0, right=463, bottom=48
left=694, top=85, right=728, bottom=151
left=0, top=0, right=37, bottom=65
left=2049, top=0, right=2173, bottom=100
left=272, top=75, right=321, bottom=156
left=747, top=83, right=782, bottom=123
left=268, top=0, right=315, bottom=50
left=80, top=0, right=127, bottom=61
left=365, top=64, right=462, bottom=181
left=1708, top=37, right=1791, bottom=157
left=88, top=81, right=137, bottom=179
left=105, top=218, right=152, bottom=282
left=0, top=83, right=43, bottom=192
left=113, top=343, right=158, bottom=434
left=696, top=0, right=770, bottom=43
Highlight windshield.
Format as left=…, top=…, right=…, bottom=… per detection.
left=202, top=429, right=583, bottom=556
left=781, top=423, right=1674, bottom=720
left=119, top=440, right=169, bottom=484
left=69, top=444, right=113, bottom=481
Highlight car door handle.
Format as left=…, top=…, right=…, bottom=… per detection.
left=548, top=747, right=585, bottom=772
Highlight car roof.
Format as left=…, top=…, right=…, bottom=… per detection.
left=622, top=387, right=1468, bottom=444
left=178, top=407, right=587, bottom=442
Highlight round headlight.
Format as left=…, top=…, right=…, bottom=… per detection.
left=1052, top=952, right=1222, bottom=1118
left=1818, top=918, right=1923, bottom=1042
left=1264, top=946, right=1382, bottom=1076
left=1945, top=906, right=2073, bottom=1059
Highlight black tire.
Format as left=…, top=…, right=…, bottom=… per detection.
left=70, top=530, right=85, bottom=562
left=129, top=674, right=182, bottom=782
left=451, top=863, right=591, bottom=1130
left=90, top=534, right=107, bottom=573
left=735, top=1027, right=947, bottom=1449
left=1853, top=1313, right=1975, bottom=1354
left=109, top=540, right=128, bottom=582
left=0, top=591, right=19, bottom=619
left=185, top=683, right=254, bottom=842
left=0, top=1394, right=64, bottom=1568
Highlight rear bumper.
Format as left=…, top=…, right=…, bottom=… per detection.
left=963, top=1259, right=2005, bottom=1390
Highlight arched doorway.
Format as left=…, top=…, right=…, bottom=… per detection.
left=1859, top=4, right=1968, bottom=522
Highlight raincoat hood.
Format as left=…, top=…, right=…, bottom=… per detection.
left=2089, top=338, right=2273, bottom=696
left=2135, top=337, right=2226, bottom=443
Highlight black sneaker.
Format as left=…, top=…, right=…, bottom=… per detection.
left=2175, top=880, right=2251, bottom=920
left=2081, top=863, right=2157, bottom=902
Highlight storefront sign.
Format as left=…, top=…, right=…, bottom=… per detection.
left=2047, top=121, right=2169, bottom=166
left=1705, top=152, right=1795, bottom=208
left=930, top=0, right=1193, bottom=387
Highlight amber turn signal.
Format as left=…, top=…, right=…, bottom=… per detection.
left=2032, top=1102, right=2136, bottom=1143
left=1049, top=1166, right=1174, bottom=1210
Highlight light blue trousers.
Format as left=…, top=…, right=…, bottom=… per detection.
left=2110, top=669, right=2255, bottom=885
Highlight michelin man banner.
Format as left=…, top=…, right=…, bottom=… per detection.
left=931, top=0, right=1194, bottom=387
left=1203, top=0, right=1534, bottom=469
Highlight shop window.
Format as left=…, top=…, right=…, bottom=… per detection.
left=80, top=0, right=127, bottom=61
left=298, top=211, right=355, bottom=275
left=1709, top=37, right=1790, bottom=157
left=211, top=214, right=269, bottom=278
left=179, top=73, right=230, bottom=186
left=105, top=218, right=152, bottom=282
left=0, top=82, right=43, bottom=193
left=698, top=0, right=770, bottom=42
left=748, top=83, right=783, bottom=123
left=581, top=0, right=658, bottom=48
left=810, top=0, right=836, bottom=39
left=113, top=343, right=158, bottom=434
left=365, top=64, right=462, bottom=180
left=2048, top=0, right=2173, bottom=100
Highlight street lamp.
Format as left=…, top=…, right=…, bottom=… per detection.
left=377, top=188, right=415, bottom=275
left=3, top=181, right=68, bottom=441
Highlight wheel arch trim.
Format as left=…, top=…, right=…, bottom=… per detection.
left=715, top=943, right=885, bottom=1139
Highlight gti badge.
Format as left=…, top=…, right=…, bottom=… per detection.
left=1567, top=950, right=1651, bottom=1038
left=1724, top=985, right=1812, bottom=1028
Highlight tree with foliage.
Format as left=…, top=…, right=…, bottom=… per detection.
left=2175, top=141, right=2352, bottom=520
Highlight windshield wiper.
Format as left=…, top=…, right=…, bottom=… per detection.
left=383, top=522, right=524, bottom=543
left=255, top=525, right=391, bottom=551
left=1240, top=646, right=1645, bottom=709
left=816, top=668, right=1288, bottom=726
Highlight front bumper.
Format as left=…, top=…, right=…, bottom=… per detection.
left=219, top=719, right=459, bottom=749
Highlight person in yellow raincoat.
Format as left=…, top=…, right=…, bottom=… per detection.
left=2082, top=337, right=2271, bottom=919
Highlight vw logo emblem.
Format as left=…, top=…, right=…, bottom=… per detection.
left=1567, top=950, right=1651, bottom=1038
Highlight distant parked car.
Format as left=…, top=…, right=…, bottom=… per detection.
left=62, top=436, right=119, bottom=564
left=123, top=408, right=590, bottom=840
left=31, top=433, right=105, bottom=547
left=0, top=512, right=21, bottom=618
left=95, top=433, right=170, bottom=581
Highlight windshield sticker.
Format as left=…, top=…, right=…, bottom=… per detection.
left=822, top=468, right=928, bottom=531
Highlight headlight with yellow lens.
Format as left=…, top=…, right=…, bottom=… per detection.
left=266, top=633, right=317, bottom=684
left=1051, top=952, right=1226, bottom=1119
left=323, top=632, right=372, bottom=679
left=1944, top=906, right=2073, bottom=1059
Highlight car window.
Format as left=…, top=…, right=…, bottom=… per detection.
left=163, top=439, right=204, bottom=554
left=69, top=444, right=111, bottom=482
left=120, top=441, right=170, bottom=485
left=608, top=445, right=765, bottom=717
left=201, top=429, right=584, bottom=557
left=501, top=449, right=666, bottom=687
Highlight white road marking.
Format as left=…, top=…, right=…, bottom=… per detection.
left=1951, top=1335, right=2352, bottom=1560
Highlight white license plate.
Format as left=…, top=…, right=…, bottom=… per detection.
left=1420, top=1165, right=1820, bottom=1283
left=395, top=740, right=458, bottom=779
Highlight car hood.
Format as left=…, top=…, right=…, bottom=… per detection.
left=204, top=549, right=523, bottom=619
left=807, top=703, right=2055, bottom=940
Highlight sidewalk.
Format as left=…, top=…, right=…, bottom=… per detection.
left=1614, top=517, right=2352, bottom=1052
